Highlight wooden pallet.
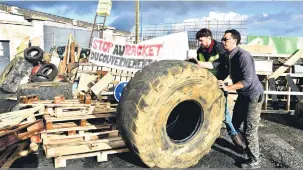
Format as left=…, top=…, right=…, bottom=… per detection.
left=42, top=119, right=128, bottom=168
left=54, top=148, right=129, bottom=168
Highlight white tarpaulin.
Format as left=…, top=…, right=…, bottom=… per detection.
left=89, top=32, right=189, bottom=72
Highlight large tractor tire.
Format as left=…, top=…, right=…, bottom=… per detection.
left=117, top=60, right=225, bottom=168
left=17, top=82, right=73, bottom=100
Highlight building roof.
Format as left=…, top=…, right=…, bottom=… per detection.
left=0, top=3, right=130, bottom=34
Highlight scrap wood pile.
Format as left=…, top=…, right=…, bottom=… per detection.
left=0, top=34, right=135, bottom=168
left=0, top=94, right=129, bottom=168
left=0, top=103, right=44, bottom=168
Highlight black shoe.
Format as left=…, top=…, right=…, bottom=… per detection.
left=241, top=159, right=261, bottom=169
left=231, top=133, right=246, bottom=151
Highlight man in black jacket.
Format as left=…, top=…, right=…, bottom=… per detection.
left=194, top=28, right=245, bottom=152
left=194, top=29, right=264, bottom=169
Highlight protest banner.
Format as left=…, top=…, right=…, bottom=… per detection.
left=89, top=32, right=189, bottom=72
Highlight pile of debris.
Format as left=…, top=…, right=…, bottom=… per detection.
left=0, top=35, right=134, bottom=168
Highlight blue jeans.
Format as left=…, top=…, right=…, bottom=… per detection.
left=224, top=95, right=238, bottom=136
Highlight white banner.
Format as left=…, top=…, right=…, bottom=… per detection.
left=89, top=32, right=189, bottom=72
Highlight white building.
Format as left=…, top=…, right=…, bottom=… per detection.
left=0, top=3, right=131, bottom=72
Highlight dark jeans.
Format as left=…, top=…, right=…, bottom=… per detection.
left=232, top=93, right=264, bottom=161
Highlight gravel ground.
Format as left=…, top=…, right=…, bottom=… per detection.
left=1, top=99, right=302, bottom=168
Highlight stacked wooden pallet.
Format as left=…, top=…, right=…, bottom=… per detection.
left=20, top=97, right=129, bottom=168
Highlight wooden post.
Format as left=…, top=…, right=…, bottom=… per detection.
left=264, top=78, right=269, bottom=110
left=287, top=68, right=292, bottom=111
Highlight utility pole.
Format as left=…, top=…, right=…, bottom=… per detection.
left=135, top=0, right=139, bottom=44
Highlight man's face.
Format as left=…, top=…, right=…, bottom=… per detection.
left=222, top=33, right=237, bottom=52
left=198, top=36, right=211, bottom=48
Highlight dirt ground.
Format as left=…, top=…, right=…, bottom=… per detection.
left=1, top=99, right=302, bottom=168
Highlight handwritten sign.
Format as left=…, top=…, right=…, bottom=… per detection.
left=89, top=38, right=163, bottom=71
left=89, top=32, right=189, bottom=72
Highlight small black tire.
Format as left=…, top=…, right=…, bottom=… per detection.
left=31, top=74, right=52, bottom=82
left=117, top=60, right=225, bottom=168
left=36, top=63, right=58, bottom=80
left=17, top=82, right=73, bottom=100
left=24, top=46, right=43, bottom=64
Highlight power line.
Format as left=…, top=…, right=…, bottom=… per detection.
left=178, top=1, right=198, bottom=18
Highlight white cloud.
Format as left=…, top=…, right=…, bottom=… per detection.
left=31, top=5, right=95, bottom=23
left=291, top=14, right=303, bottom=20
left=30, top=5, right=118, bottom=25
left=263, top=13, right=268, bottom=17
left=171, top=12, right=248, bottom=33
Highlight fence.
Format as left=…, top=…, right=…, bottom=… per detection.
left=129, top=20, right=247, bottom=49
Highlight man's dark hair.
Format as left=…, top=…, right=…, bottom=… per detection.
left=196, top=28, right=212, bottom=40
left=225, top=29, right=241, bottom=45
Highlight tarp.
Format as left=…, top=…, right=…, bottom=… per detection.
left=247, top=35, right=303, bottom=55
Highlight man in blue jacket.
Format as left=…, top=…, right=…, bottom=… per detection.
left=194, top=29, right=264, bottom=169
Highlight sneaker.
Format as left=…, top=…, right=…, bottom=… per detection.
left=241, top=159, right=261, bottom=169
left=232, top=133, right=246, bottom=151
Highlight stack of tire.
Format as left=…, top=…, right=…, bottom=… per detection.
left=18, top=46, right=72, bottom=100
left=24, top=46, right=58, bottom=82
left=0, top=46, right=73, bottom=100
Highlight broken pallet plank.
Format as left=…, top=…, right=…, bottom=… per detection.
left=267, top=48, right=302, bottom=80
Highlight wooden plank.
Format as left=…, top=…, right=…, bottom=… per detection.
left=0, top=144, right=18, bottom=164
left=285, top=74, right=303, bottom=101
left=77, top=73, right=98, bottom=92
left=46, top=137, right=122, bottom=147
left=0, top=106, right=42, bottom=129
left=45, top=130, right=119, bottom=141
left=264, top=79, right=269, bottom=110
left=19, top=103, right=117, bottom=107
left=56, top=108, right=117, bottom=118
left=91, top=73, right=115, bottom=96
left=0, top=120, right=43, bottom=138
left=1, top=141, right=28, bottom=168
left=44, top=113, right=116, bottom=122
left=263, top=91, right=303, bottom=95
left=45, top=139, right=125, bottom=158
left=43, top=124, right=111, bottom=133
left=267, top=48, right=302, bottom=80
left=54, top=148, right=129, bottom=168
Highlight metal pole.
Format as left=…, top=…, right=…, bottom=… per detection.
left=135, top=0, right=139, bottom=44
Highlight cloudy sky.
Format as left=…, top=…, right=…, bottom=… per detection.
left=2, top=1, right=303, bottom=37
